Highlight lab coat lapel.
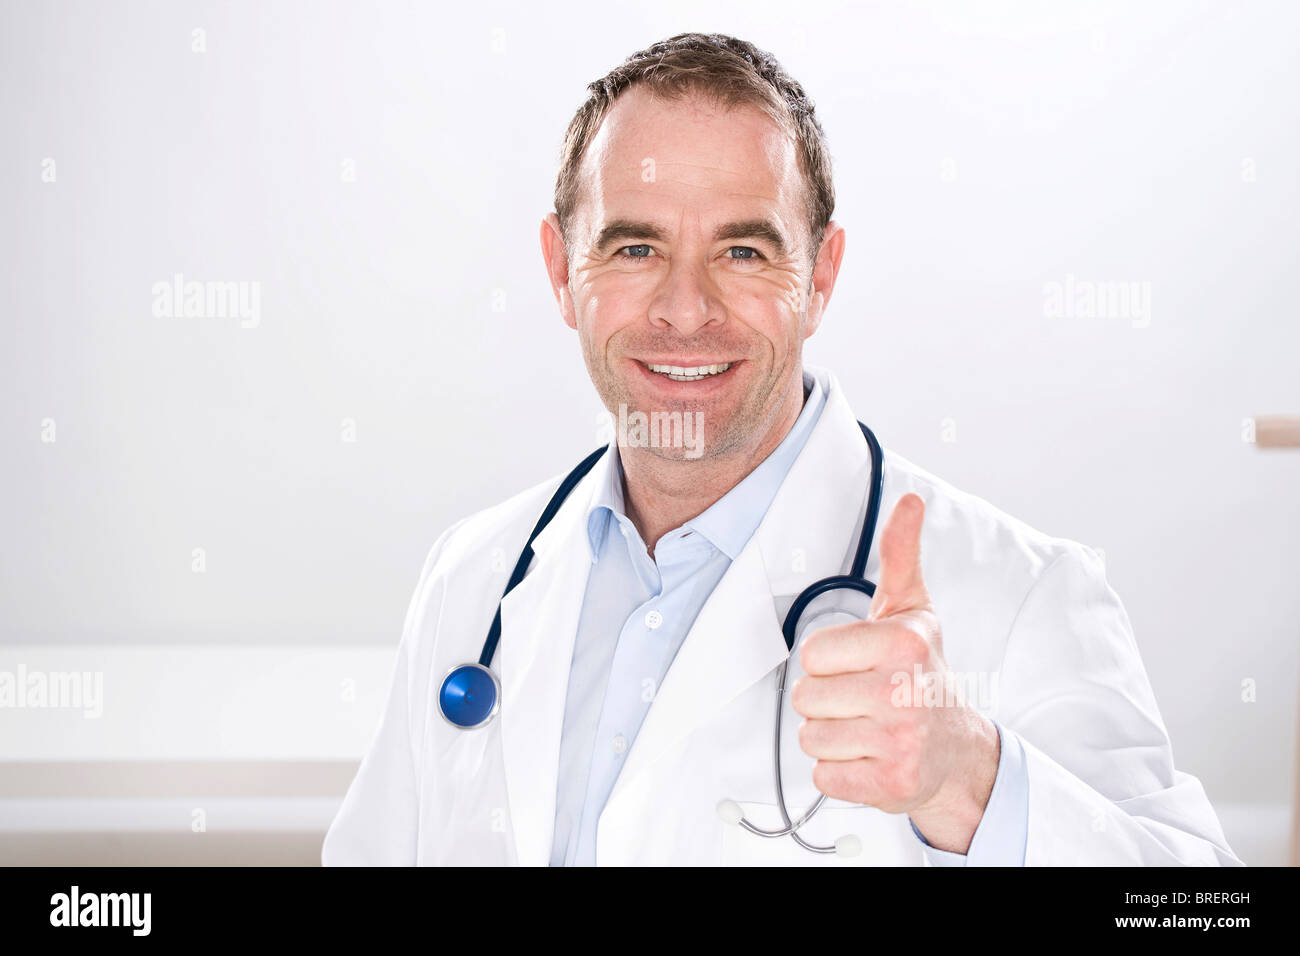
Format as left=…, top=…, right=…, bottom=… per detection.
left=497, top=473, right=597, bottom=867
left=759, top=369, right=876, bottom=599
left=608, top=368, right=876, bottom=806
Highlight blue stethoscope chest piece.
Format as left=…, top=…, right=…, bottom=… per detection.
left=438, top=663, right=501, bottom=729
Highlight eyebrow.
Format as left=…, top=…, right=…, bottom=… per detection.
left=593, top=217, right=791, bottom=258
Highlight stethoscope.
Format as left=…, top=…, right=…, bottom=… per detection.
left=438, top=421, right=885, bottom=858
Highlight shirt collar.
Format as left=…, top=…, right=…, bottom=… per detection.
left=585, top=441, right=630, bottom=562
left=681, top=368, right=826, bottom=559
left=585, top=367, right=828, bottom=562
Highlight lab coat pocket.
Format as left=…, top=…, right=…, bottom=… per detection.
left=719, top=801, right=923, bottom=867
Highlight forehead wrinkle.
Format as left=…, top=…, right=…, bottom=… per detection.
left=600, top=168, right=789, bottom=212
left=597, top=118, right=794, bottom=180
left=596, top=161, right=772, bottom=200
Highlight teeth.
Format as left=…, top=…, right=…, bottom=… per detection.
left=646, top=362, right=732, bottom=381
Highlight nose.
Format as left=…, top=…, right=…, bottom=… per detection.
left=648, top=256, right=724, bottom=336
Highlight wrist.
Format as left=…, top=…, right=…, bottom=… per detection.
left=910, top=714, right=1001, bottom=854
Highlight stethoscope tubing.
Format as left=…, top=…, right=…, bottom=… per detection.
left=748, top=421, right=885, bottom=852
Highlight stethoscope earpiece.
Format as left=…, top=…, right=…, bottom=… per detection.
left=717, top=798, right=862, bottom=858
left=716, top=799, right=745, bottom=825
left=834, top=834, right=862, bottom=858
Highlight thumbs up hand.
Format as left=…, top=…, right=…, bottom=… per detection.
left=790, top=493, right=1002, bottom=854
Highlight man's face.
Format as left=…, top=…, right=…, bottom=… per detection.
left=543, top=86, right=843, bottom=462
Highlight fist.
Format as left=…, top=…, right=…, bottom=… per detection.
left=790, top=494, right=999, bottom=843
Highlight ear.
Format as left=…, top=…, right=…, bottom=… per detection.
left=802, top=221, right=846, bottom=339
left=540, top=213, right=578, bottom=330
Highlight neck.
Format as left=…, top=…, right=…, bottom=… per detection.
left=619, top=374, right=807, bottom=558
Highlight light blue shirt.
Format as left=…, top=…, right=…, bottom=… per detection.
left=548, top=367, right=1029, bottom=866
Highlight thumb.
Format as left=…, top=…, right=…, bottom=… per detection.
left=869, top=493, right=932, bottom=619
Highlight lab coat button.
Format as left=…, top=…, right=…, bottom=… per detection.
left=644, top=610, right=663, bottom=629
left=611, top=734, right=628, bottom=754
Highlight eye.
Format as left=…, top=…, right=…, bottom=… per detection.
left=727, top=246, right=764, bottom=261
left=615, top=244, right=656, bottom=260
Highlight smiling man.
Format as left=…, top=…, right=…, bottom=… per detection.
left=322, top=32, right=1240, bottom=866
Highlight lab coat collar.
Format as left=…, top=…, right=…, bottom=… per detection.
left=759, top=364, right=877, bottom=596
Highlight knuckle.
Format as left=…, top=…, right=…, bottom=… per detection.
left=876, top=674, right=905, bottom=711
left=879, top=763, right=903, bottom=800
left=884, top=759, right=920, bottom=799
left=888, top=721, right=919, bottom=753
left=900, top=758, right=922, bottom=794
left=797, top=719, right=815, bottom=751
left=895, top=625, right=930, bottom=663
left=813, top=759, right=851, bottom=799
left=790, top=676, right=808, bottom=712
left=798, top=634, right=820, bottom=673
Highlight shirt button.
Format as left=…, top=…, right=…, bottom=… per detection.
left=611, top=734, right=628, bottom=754
left=644, top=609, right=663, bottom=630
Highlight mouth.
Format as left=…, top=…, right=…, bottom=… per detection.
left=643, top=361, right=734, bottom=383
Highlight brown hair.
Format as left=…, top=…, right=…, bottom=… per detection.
left=553, top=32, right=835, bottom=264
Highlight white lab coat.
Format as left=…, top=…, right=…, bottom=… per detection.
left=322, top=367, right=1241, bottom=866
